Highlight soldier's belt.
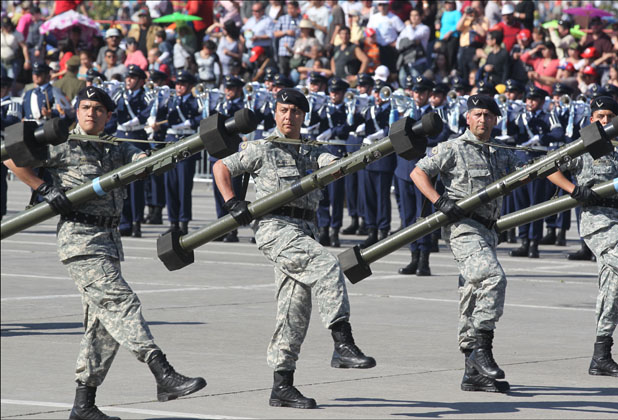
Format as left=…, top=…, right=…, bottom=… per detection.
left=60, top=211, right=120, bottom=228
left=583, top=198, right=618, bottom=209
left=468, top=213, right=497, bottom=229
left=269, top=206, right=316, bottom=222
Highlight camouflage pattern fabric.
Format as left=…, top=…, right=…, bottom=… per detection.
left=44, top=124, right=143, bottom=262
left=416, top=129, right=522, bottom=350
left=222, top=128, right=349, bottom=371
left=564, top=148, right=618, bottom=337
left=66, top=255, right=160, bottom=386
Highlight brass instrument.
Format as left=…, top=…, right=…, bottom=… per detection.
left=378, top=86, right=392, bottom=101
left=497, top=93, right=508, bottom=104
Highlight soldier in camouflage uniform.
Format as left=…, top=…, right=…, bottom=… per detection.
left=213, top=88, right=375, bottom=409
left=411, top=95, right=522, bottom=393
left=3, top=87, right=205, bottom=420
left=547, top=96, right=618, bottom=377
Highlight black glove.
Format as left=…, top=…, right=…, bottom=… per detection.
left=570, top=185, right=601, bottom=204
left=434, top=194, right=465, bottom=222
left=36, top=183, right=72, bottom=216
left=223, top=197, right=253, bottom=225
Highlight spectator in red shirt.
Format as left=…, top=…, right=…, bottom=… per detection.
left=521, top=41, right=560, bottom=95
left=490, top=3, right=522, bottom=52
left=53, top=0, right=87, bottom=16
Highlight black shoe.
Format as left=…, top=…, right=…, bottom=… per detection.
left=250, top=237, right=256, bottom=244
left=132, top=222, right=142, bottom=238
left=69, top=383, right=120, bottom=420
left=467, top=330, right=505, bottom=379
left=499, top=231, right=508, bottom=244
left=330, top=228, right=340, bottom=248
left=269, top=371, right=317, bottom=409
left=430, top=231, right=440, bottom=252
left=341, top=217, right=359, bottom=235
left=318, top=227, right=330, bottom=246
left=555, top=229, right=566, bottom=246
left=144, top=206, right=155, bottom=224
left=539, top=227, right=556, bottom=245
left=377, top=229, right=389, bottom=241
left=359, top=228, right=378, bottom=249
left=162, top=223, right=180, bottom=235
left=507, top=229, right=517, bottom=243
left=528, top=240, right=539, bottom=258
left=589, top=336, right=618, bottom=377
left=148, top=351, right=206, bottom=402
left=356, top=219, right=368, bottom=235
left=223, top=230, right=239, bottom=242
left=330, top=321, right=376, bottom=369
left=149, top=206, right=163, bottom=225
left=180, top=222, right=189, bottom=235
left=416, top=250, right=431, bottom=276
left=461, top=353, right=509, bottom=393
left=509, top=238, right=529, bottom=257
left=398, top=250, right=419, bottom=275
left=119, top=227, right=132, bottom=237
left=567, top=243, right=593, bottom=260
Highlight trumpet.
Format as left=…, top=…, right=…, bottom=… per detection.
left=447, top=90, right=458, bottom=101
left=191, top=82, right=208, bottom=98
left=379, top=86, right=392, bottom=101
left=300, top=86, right=310, bottom=96
left=559, top=94, right=571, bottom=107
left=497, top=93, right=508, bottom=104
left=344, top=90, right=356, bottom=103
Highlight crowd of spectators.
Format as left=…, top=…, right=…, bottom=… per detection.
left=1, top=0, right=618, bottom=100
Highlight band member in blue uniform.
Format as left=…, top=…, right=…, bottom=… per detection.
left=156, top=71, right=201, bottom=236
left=316, top=78, right=352, bottom=247
left=509, top=86, right=565, bottom=258
left=110, top=65, right=152, bottom=237
left=1, top=68, right=22, bottom=220
left=22, top=62, right=72, bottom=126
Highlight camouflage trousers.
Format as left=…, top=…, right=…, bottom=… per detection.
left=444, top=220, right=506, bottom=351
left=582, top=219, right=618, bottom=337
left=255, top=218, right=350, bottom=371
left=64, top=255, right=160, bottom=386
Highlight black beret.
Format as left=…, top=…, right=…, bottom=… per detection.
left=467, top=94, right=501, bottom=116
left=590, top=96, right=618, bottom=115
left=273, top=73, right=294, bottom=88
left=552, top=82, right=572, bottom=96
left=276, top=88, right=309, bottom=113
left=505, top=79, right=523, bottom=92
left=76, top=86, right=115, bottom=112
left=223, top=75, right=244, bottom=88
left=432, top=83, right=450, bottom=95
left=149, top=69, right=168, bottom=82
left=32, top=62, right=51, bottom=74
left=413, top=75, right=435, bottom=92
left=127, top=64, right=146, bottom=79
left=328, top=78, right=349, bottom=92
left=476, top=80, right=497, bottom=95
left=308, top=71, right=327, bottom=84
left=525, top=85, right=548, bottom=99
left=373, top=79, right=390, bottom=92
left=175, top=70, right=196, bottom=84
left=357, top=73, right=374, bottom=86
left=86, top=69, right=106, bottom=82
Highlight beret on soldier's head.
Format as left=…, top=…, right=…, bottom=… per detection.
left=276, top=88, right=309, bottom=113
left=467, top=94, right=500, bottom=116
left=590, top=96, right=618, bottom=115
left=76, top=86, right=115, bottom=112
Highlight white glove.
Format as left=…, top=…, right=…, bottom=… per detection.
left=355, top=123, right=366, bottom=136
left=316, top=128, right=332, bottom=142
left=521, top=134, right=540, bottom=147
left=171, top=120, right=192, bottom=131
left=365, top=128, right=387, bottom=142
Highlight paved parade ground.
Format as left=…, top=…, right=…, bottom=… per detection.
left=2, top=178, right=617, bottom=419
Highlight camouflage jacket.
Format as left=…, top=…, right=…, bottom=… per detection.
left=44, top=125, right=142, bottom=261
left=222, top=128, right=337, bottom=212
left=416, top=129, right=522, bottom=220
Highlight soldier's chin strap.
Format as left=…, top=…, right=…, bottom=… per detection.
left=263, top=134, right=358, bottom=147
left=69, top=133, right=170, bottom=145
left=460, top=137, right=547, bottom=154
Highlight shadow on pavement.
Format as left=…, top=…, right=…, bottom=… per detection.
left=1, top=321, right=205, bottom=337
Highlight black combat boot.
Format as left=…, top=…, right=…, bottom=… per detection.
left=318, top=227, right=330, bottom=246
left=509, top=238, right=529, bottom=257
left=69, top=383, right=120, bottom=420
left=342, top=217, right=359, bottom=234
left=223, top=230, right=239, bottom=242
left=461, top=351, right=510, bottom=393
left=539, top=227, right=556, bottom=245
left=377, top=229, right=389, bottom=241
left=147, top=351, right=206, bottom=402
left=507, top=228, right=517, bottom=243
left=132, top=221, right=142, bottom=238
left=398, top=250, right=419, bottom=275
left=162, top=222, right=180, bottom=235
left=144, top=205, right=155, bottom=224
left=430, top=231, right=440, bottom=252
left=528, top=240, right=539, bottom=258
left=360, top=228, right=378, bottom=249
left=119, top=226, right=132, bottom=237
left=499, top=231, right=508, bottom=244
left=330, top=228, right=340, bottom=248
left=356, top=219, right=368, bottom=235
left=150, top=206, right=163, bottom=225
left=555, top=229, right=566, bottom=246
left=416, top=250, right=431, bottom=276
left=269, top=371, right=317, bottom=409
left=567, top=242, right=593, bottom=260
left=330, top=321, right=376, bottom=369
left=589, top=336, right=618, bottom=377
left=179, top=221, right=189, bottom=235
left=467, top=330, right=505, bottom=379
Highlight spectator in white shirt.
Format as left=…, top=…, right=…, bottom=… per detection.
left=367, top=0, right=404, bottom=74
left=304, top=0, right=330, bottom=45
